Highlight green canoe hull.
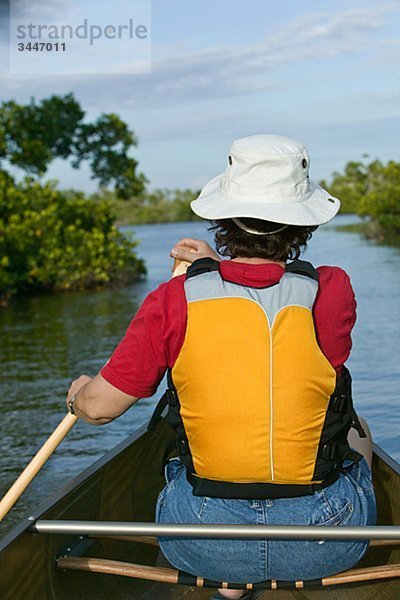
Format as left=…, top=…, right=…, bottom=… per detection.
left=0, top=419, right=399, bottom=599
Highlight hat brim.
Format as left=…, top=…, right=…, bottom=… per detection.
left=191, top=174, right=340, bottom=226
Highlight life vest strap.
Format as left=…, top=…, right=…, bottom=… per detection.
left=147, top=371, right=180, bottom=432
left=186, top=468, right=341, bottom=499
left=319, top=443, right=362, bottom=463
left=285, top=259, right=319, bottom=281
left=185, top=257, right=320, bottom=282
left=186, top=257, right=220, bottom=280
left=147, top=391, right=169, bottom=432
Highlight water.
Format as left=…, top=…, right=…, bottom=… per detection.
left=1, top=216, right=399, bottom=536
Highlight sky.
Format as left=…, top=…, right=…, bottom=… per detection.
left=0, top=0, right=399, bottom=193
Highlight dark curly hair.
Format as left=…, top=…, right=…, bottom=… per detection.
left=209, top=218, right=318, bottom=261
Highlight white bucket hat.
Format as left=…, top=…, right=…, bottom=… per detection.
left=191, top=134, right=340, bottom=226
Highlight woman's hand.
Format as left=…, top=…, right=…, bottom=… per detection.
left=65, top=373, right=138, bottom=425
left=66, top=374, right=92, bottom=410
left=170, top=238, right=220, bottom=264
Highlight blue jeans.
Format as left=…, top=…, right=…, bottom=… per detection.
left=155, top=458, right=376, bottom=583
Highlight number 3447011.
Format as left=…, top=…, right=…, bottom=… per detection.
left=18, top=42, right=66, bottom=51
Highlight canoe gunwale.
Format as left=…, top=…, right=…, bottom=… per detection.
left=373, top=442, right=400, bottom=476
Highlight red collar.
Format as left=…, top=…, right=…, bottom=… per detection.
left=219, top=260, right=285, bottom=288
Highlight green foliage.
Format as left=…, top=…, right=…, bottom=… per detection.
left=357, top=160, right=400, bottom=235
left=0, top=93, right=146, bottom=199
left=320, top=161, right=369, bottom=214
left=0, top=171, right=145, bottom=301
left=92, top=187, right=201, bottom=225
left=73, top=113, right=147, bottom=199
left=321, top=158, right=400, bottom=241
left=0, top=94, right=84, bottom=174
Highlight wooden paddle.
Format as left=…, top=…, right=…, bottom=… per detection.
left=0, top=412, right=78, bottom=521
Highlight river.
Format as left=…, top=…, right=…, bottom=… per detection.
left=1, top=215, right=399, bottom=535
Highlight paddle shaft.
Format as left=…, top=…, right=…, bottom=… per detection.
left=0, top=412, right=78, bottom=521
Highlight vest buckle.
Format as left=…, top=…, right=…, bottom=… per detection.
left=168, top=389, right=178, bottom=407
left=177, top=438, right=188, bottom=456
left=321, top=443, right=338, bottom=461
left=331, top=394, right=347, bottom=413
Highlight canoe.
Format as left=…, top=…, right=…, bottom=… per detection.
left=0, top=417, right=399, bottom=599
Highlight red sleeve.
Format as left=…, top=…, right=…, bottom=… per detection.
left=314, top=266, right=357, bottom=372
left=100, top=275, right=187, bottom=397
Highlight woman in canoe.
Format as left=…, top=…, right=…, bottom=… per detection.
left=66, top=135, right=376, bottom=599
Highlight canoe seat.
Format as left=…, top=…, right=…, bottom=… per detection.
left=57, top=554, right=400, bottom=591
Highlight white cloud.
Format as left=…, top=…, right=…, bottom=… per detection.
left=0, top=3, right=397, bottom=109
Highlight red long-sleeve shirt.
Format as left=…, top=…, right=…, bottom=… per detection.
left=101, top=261, right=357, bottom=397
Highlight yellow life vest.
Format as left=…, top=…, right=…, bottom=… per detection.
left=149, top=258, right=364, bottom=498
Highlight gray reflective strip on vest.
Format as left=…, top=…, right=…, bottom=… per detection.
left=184, top=270, right=318, bottom=324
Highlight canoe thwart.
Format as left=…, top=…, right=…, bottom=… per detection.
left=31, top=520, right=400, bottom=540
left=56, top=556, right=400, bottom=589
